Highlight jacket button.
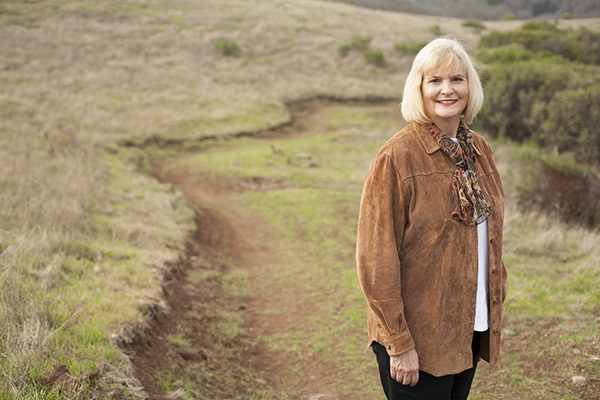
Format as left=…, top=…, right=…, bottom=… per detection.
left=490, top=238, right=495, bottom=244
left=492, top=299, right=498, bottom=305
left=387, top=345, right=391, bottom=350
left=491, top=269, right=497, bottom=274
left=493, top=328, right=499, bottom=334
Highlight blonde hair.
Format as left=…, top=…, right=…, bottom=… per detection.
left=401, top=37, right=484, bottom=124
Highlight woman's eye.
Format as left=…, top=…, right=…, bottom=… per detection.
left=429, top=78, right=440, bottom=83
left=453, top=77, right=464, bottom=81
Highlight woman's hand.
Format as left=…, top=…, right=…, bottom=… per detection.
left=390, top=348, right=419, bottom=386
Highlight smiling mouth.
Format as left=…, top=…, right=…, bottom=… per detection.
left=436, top=100, right=458, bottom=104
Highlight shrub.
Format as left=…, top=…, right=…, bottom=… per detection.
left=479, top=24, right=600, bottom=65
left=478, top=57, right=600, bottom=162
left=475, top=44, right=566, bottom=64
left=562, top=27, right=600, bottom=64
left=338, top=36, right=372, bottom=56
left=501, top=12, right=516, bottom=20
left=517, top=153, right=600, bottom=228
left=479, top=26, right=558, bottom=52
left=338, top=43, right=351, bottom=56
left=521, top=20, right=558, bottom=31
left=561, top=13, right=573, bottom=19
left=531, top=85, right=600, bottom=162
left=394, top=41, right=427, bottom=54
left=462, top=19, right=486, bottom=32
left=477, top=61, right=572, bottom=141
left=349, top=36, right=371, bottom=49
left=363, top=50, right=384, bottom=66
left=214, top=37, right=240, bottom=57
left=428, top=24, right=443, bottom=35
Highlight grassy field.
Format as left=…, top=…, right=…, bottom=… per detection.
left=1, top=0, right=599, bottom=398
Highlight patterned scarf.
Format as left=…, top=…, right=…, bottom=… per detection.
left=426, top=122, right=491, bottom=226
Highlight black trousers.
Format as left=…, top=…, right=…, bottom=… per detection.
left=371, top=332, right=482, bottom=400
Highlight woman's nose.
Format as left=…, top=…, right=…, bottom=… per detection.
left=441, top=81, right=453, bottom=95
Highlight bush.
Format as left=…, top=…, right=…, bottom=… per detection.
left=478, top=57, right=600, bottom=162
left=394, top=41, right=427, bottom=54
left=214, top=37, right=240, bottom=57
left=479, top=24, right=600, bottom=65
left=338, top=43, right=351, bottom=56
left=531, top=85, right=600, bottom=162
left=428, top=24, right=443, bottom=35
left=363, top=50, right=384, bottom=66
left=501, top=12, right=516, bottom=20
left=477, top=61, right=572, bottom=141
left=561, top=13, right=573, bottom=19
left=517, top=154, right=600, bottom=228
left=350, top=36, right=372, bottom=49
left=338, top=36, right=371, bottom=56
left=476, top=44, right=566, bottom=64
left=562, top=28, right=600, bottom=64
left=479, top=25, right=558, bottom=52
left=462, top=19, right=486, bottom=32
left=513, top=142, right=600, bottom=228
left=521, top=20, right=558, bottom=31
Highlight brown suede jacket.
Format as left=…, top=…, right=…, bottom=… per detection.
left=356, top=121, right=508, bottom=377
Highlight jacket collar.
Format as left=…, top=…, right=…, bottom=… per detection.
left=413, top=121, right=482, bottom=156
left=414, top=122, right=440, bottom=155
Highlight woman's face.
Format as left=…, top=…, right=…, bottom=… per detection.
left=421, top=65, right=469, bottom=125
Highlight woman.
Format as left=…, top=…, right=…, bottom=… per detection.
left=356, top=37, right=508, bottom=400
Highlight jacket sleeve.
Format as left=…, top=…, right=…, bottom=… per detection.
left=356, top=152, right=415, bottom=356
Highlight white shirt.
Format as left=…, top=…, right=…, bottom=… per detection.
left=450, top=137, right=489, bottom=331
left=474, top=219, right=490, bottom=331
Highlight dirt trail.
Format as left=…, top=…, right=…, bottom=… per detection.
left=124, top=100, right=399, bottom=399
left=122, top=178, right=255, bottom=398
left=171, top=173, right=339, bottom=398
left=126, top=184, right=290, bottom=398
left=125, top=173, right=341, bottom=399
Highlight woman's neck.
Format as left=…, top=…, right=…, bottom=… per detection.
left=430, top=118, right=460, bottom=138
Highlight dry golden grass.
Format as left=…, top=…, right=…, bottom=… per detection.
left=1, top=0, right=599, bottom=397
left=2, top=0, right=490, bottom=143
